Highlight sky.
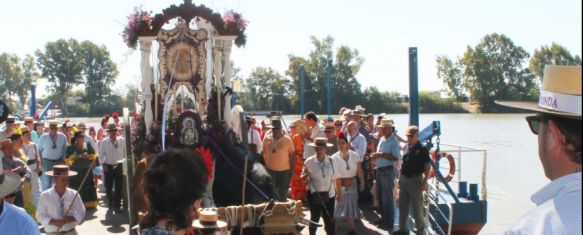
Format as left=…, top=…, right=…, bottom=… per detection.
left=1, top=0, right=581, bottom=98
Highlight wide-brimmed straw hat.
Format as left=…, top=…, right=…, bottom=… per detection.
left=23, top=117, right=35, bottom=123
left=377, top=118, right=394, bottom=128
left=193, top=210, right=227, bottom=229
left=307, top=137, right=334, bottom=148
left=404, top=126, right=419, bottom=136
left=496, top=65, right=581, bottom=120
left=0, top=171, right=21, bottom=198
left=46, top=165, right=78, bottom=177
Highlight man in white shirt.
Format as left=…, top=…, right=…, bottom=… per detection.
left=37, top=165, right=85, bottom=235
left=497, top=65, right=581, bottom=234
left=98, top=123, right=126, bottom=213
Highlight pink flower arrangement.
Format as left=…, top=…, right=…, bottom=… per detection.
left=223, top=10, right=248, bottom=47
left=122, top=7, right=153, bottom=49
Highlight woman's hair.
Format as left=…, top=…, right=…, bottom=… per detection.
left=71, top=131, right=85, bottom=145
left=101, top=114, right=110, bottom=127
left=337, top=132, right=348, bottom=143
left=141, top=149, right=207, bottom=231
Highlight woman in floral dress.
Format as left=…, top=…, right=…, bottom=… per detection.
left=64, top=131, right=98, bottom=209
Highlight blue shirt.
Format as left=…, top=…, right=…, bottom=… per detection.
left=375, top=133, right=401, bottom=168
left=0, top=201, right=40, bottom=235
left=37, top=133, right=68, bottom=160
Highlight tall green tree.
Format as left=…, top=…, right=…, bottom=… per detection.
left=80, top=40, right=119, bottom=112
left=243, top=67, right=291, bottom=111
left=460, top=33, right=537, bottom=112
left=36, top=39, right=85, bottom=114
left=17, top=54, right=41, bottom=108
left=0, top=53, right=23, bottom=110
left=529, top=42, right=582, bottom=80
left=436, top=56, right=466, bottom=101
left=286, top=36, right=364, bottom=113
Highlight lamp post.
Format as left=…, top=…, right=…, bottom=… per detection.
left=30, top=82, right=37, bottom=117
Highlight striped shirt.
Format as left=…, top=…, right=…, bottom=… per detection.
left=504, top=172, right=581, bottom=235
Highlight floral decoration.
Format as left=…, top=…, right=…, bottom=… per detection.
left=223, top=10, right=249, bottom=48
left=122, top=7, right=153, bottom=49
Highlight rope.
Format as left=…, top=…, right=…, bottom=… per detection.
left=239, top=151, right=250, bottom=235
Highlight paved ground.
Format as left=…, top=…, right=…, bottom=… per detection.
left=59, top=182, right=393, bottom=235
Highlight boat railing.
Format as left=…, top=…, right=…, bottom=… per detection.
left=437, top=143, right=488, bottom=201
left=427, top=183, right=453, bottom=235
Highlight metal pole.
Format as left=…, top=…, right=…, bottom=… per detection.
left=30, top=84, right=36, bottom=117
left=326, top=59, right=333, bottom=116
left=408, top=47, right=419, bottom=126
left=299, top=64, right=305, bottom=118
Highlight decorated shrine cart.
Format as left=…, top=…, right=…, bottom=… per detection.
left=124, top=1, right=306, bottom=234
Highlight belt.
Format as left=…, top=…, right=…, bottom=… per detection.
left=377, top=166, right=394, bottom=170
left=42, top=158, right=62, bottom=162
left=48, top=228, right=75, bottom=234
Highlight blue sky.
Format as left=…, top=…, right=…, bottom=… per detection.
left=1, top=0, right=581, bottom=98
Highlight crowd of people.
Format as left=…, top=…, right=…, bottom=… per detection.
left=0, top=112, right=127, bottom=234
left=244, top=106, right=431, bottom=235
left=1, top=65, right=580, bottom=235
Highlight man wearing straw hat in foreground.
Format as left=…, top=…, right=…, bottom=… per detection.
left=497, top=65, right=581, bottom=234
left=37, top=165, right=86, bottom=235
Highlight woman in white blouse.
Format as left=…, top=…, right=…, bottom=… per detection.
left=301, top=137, right=336, bottom=235
left=331, top=132, right=365, bottom=235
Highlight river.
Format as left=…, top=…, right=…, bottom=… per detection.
left=68, top=113, right=542, bottom=234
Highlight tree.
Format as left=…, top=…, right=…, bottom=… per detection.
left=243, top=67, right=291, bottom=111
left=0, top=53, right=23, bottom=110
left=36, top=38, right=85, bottom=115
left=460, top=33, right=537, bottom=112
left=81, top=40, right=119, bottom=112
left=529, top=42, right=582, bottom=80
left=16, top=54, right=41, bottom=109
left=286, top=36, right=364, bottom=113
left=436, top=56, right=466, bottom=101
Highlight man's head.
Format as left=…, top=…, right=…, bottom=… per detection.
left=1, top=139, right=14, bottom=158
left=347, top=121, right=358, bottom=135
left=46, top=165, right=77, bottom=189
left=267, top=117, right=283, bottom=138
left=304, top=111, right=318, bottom=127
left=497, top=65, right=581, bottom=180
left=107, top=123, right=120, bottom=140
left=377, top=118, right=394, bottom=137
left=21, top=126, right=31, bottom=142
left=5, top=117, right=15, bottom=130
left=24, top=117, right=34, bottom=129
left=77, top=122, right=87, bottom=133
left=324, top=124, right=336, bottom=140
left=48, top=120, right=59, bottom=135
left=405, top=126, right=419, bottom=146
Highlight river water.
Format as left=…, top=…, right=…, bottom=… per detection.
left=69, top=113, right=541, bottom=234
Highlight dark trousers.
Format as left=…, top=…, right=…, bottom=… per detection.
left=104, top=163, right=123, bottom=209
left=307, top=192, right=335, bottom=235
left=376, top=166, right=395, bottom=229
left=267, top=169, right=291, bottom=202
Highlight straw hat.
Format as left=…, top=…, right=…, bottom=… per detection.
left=23, top=117, right=34, bottom=123
left=307, top=137, right=333, bottom=148
left=0, top=171, right=21, bottom=198
left=496, top=65, right=581, bottom=119
left=404, top=126, right=419, bottom=136
left=377, top=118, right=394, bottom=128
left=48, top=120, right=60, bottom=127
left=266, top=117, right=283, bottom=129
left=193, top=209, right=227, bottom=229
left=106, top=123, right=122, bottom=132
left=46, top=165, right=78, bottom=177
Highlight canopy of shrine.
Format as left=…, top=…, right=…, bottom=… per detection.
left=136, top=0, right=239, bottom=134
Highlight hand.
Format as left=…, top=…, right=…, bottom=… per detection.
left=102, top=165, right=109, bottom=173
left=12, top=166, right=23, bottom=173
left=51, top=219, right=65, bottom=228
left=371, top=152, right=381, bottom=159
left=359, top=183, right=365, bottom=192
left=336, top=192, right=343, bottom=202
left=82, top=153, right=89, bottom=159
left=63, top=216, right=76, bottom=223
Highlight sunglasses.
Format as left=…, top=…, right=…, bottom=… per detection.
left=525, top=115, right=544, bottom=135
